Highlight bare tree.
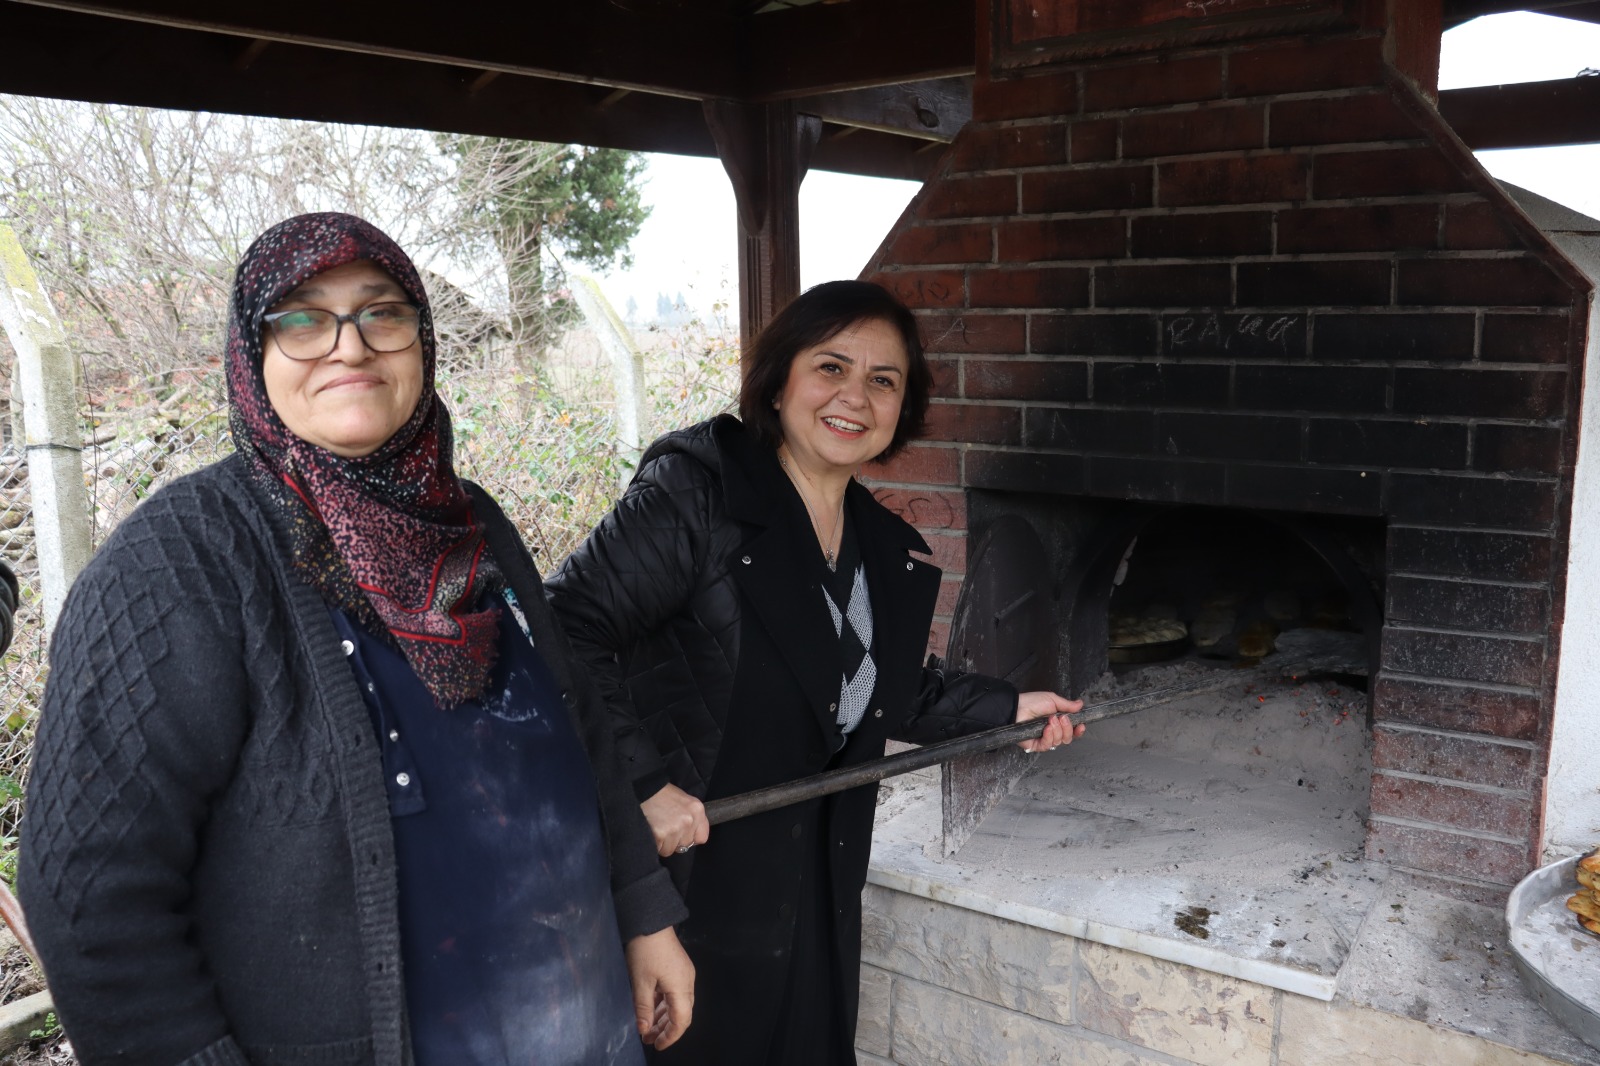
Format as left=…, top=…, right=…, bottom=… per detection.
left=0, top=98, right=630, bottom=401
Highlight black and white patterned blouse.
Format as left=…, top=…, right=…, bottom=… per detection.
left=819, top=515, right=874, bottom=735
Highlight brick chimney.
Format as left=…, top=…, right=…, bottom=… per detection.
left=864, top=0, right=1593, bottom=891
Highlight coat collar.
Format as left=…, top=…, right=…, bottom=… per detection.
left=710, top=415, right=939, bottom=750
left=711, top=414, right=932, bottom=557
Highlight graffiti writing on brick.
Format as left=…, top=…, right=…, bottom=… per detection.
left=1165, top=313, right=1303, bottom=357
left=876, top=490, right=960, bottom=530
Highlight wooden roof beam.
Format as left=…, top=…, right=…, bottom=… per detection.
left=5, top=0, right=742, bottom=99
left=792, top=78, right=972, bottom=142
left=0, top=2, right=942, bottom=180
left=747, top=0, right=976, bottom=99
left=0, top=4, right=718, bottom=154
left=1440, top=76, right=1600, bottom=149
left=1443, top=0, right=1600, bottom=27
left=5, top=0, right=981, bottom=103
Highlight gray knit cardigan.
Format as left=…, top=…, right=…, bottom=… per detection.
left=18, top=454, right=685, bottom=1066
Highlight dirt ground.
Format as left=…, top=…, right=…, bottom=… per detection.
left=0, top=944, right=70, bottom=1066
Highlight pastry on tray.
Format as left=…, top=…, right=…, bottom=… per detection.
left=1565, top=890, right=1600, bottom=924
left=1572, top=851, right=1600, bottom=935
left=1109, top=618, right=1188, bottom=647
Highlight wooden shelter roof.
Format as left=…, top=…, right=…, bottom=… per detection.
left=2, top=0, right=1598, bottom=182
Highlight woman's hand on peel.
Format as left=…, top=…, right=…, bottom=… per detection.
left=641, top=782, right=711, bottom=857
left=1014, top=691, right=1086, bottom=753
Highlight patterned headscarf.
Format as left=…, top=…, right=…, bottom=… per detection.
left=226, top=212, right=502, bottom=707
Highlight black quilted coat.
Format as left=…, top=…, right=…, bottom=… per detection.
left=546, top=416, right=1017, bottom=1065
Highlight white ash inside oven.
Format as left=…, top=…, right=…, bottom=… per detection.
left=1033, top=652, right=1373, bottom=883
left=871, top=654, right=1379, bottom=986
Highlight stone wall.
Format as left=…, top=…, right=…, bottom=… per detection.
left=856, top=884, right=1579, bottom=1066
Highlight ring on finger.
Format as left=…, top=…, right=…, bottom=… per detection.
left=676, top=845, right=691, bottom=854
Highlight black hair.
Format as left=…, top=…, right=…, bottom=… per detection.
left=737, top=280, right=931, bottom=462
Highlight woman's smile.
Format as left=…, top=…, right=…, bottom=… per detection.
left=320, top=372, right=387, bottom=392
left=822, top=415, right=867, bottom=436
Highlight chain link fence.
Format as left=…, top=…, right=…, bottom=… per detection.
left=0, top=314, right=741, bottom=870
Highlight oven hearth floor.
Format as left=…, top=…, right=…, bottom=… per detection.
left=867, top=680, right=1598, bottom=1063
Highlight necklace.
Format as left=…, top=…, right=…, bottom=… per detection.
left=778, top=450, right=844, bottom=572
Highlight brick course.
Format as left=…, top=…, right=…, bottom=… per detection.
left=1370, top=772, right=1535, bottom=840
left=1081, top=54, right=1224, bottom=111
left=1131, top=212, right=1273, bottom=258
left=1033, top=314, right=1158, bottom=356
left=1267, top=92, right=1416, bottom=147
left=965, top=358, right=1089, bottom=402
left=1021, top=166, right=1154, bottom=213
left=1276, top=204, right=1438, bottom=254
left=1312, top=146, right=1475, bottom=199
left=1366, top=819, right=1529, bottom=886
left=1372, top=675, right=1541, bottom=740
left=1372, top=726, right=1535, bottom=791
left=996, top=218, right=1125, bottom=262
left=1228, top=35, right=1386, bottom=96
left=1385, top=575, right=1548, bottom=634
left=1311, top=312, right=1472, bottom=361
left=952, top=123, right=1068, bottom=172
left=1121, top=103, right=1264, bottom=158
left=968, top=265, right=1092, bottom=307
left=1158, top=153, right=1308, bottom=206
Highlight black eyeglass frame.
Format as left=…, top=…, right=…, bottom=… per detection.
left=261, top=302, right=422, bottom=361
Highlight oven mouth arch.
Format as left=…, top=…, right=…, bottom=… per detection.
left=995, top=500, right=1387, bottom=697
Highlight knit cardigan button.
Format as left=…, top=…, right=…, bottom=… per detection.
left=741, top=555, right=752, bottom=565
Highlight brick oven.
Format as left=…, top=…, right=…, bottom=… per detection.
left=863, top=0, right=1593, bottom=900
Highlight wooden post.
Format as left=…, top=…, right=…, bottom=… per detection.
left=0, top=224, right=92, bottom=636
left=570, top=275, right=648, bottom=487
left=703, top=100, right=822, bottom=363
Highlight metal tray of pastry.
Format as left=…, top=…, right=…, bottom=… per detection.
left=1107, top=635, right=1189, bottom=664
left=1507, top=854, right=1600, bottom=1051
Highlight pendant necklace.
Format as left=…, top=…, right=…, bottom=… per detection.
left=779, top=450, right=844, bottom=572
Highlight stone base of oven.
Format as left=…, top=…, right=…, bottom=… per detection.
left=856, top=909, right=1588, bottom=1065
left=860, top=779, right=1599, bottom=1066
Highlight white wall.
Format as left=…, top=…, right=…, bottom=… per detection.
left=1511, top=184, right=1600, bottom=862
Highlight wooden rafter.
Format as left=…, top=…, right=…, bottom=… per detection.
left=2, top=0, right=978, bottom=102
left=5, top=1, right=1600, bottom=182
left=2, top=0, right=739, bottom=98
left=1439, top=76, right=1600, bottom=150
left=792, top=78, right=973, bottom=142
left=743, top=0, right=974, bottom=99
left=1443, top=0, right=1600, bottom=26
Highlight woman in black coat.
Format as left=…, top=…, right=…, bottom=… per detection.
left=546, top=280, right=1085, bottom=1065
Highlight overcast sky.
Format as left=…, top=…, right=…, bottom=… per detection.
left=597, top=11, right=1600, bottom=323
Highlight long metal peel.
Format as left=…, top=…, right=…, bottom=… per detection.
left=703, top=666, right=1274, bottom=826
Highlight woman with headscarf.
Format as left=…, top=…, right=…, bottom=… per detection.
left=19, top=213, right=693, bottom=1066
left=546, top=280, right=1085, bottom=1065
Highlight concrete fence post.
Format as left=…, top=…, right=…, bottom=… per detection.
left=0, top=224, right=92, bottom=636
left=570, top=275, right=648, bottom=488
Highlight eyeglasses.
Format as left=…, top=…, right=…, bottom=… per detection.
left=262, top=302, right=421, bottom=361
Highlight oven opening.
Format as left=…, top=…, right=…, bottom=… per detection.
left=888, top=498, right=1391, bottom=988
